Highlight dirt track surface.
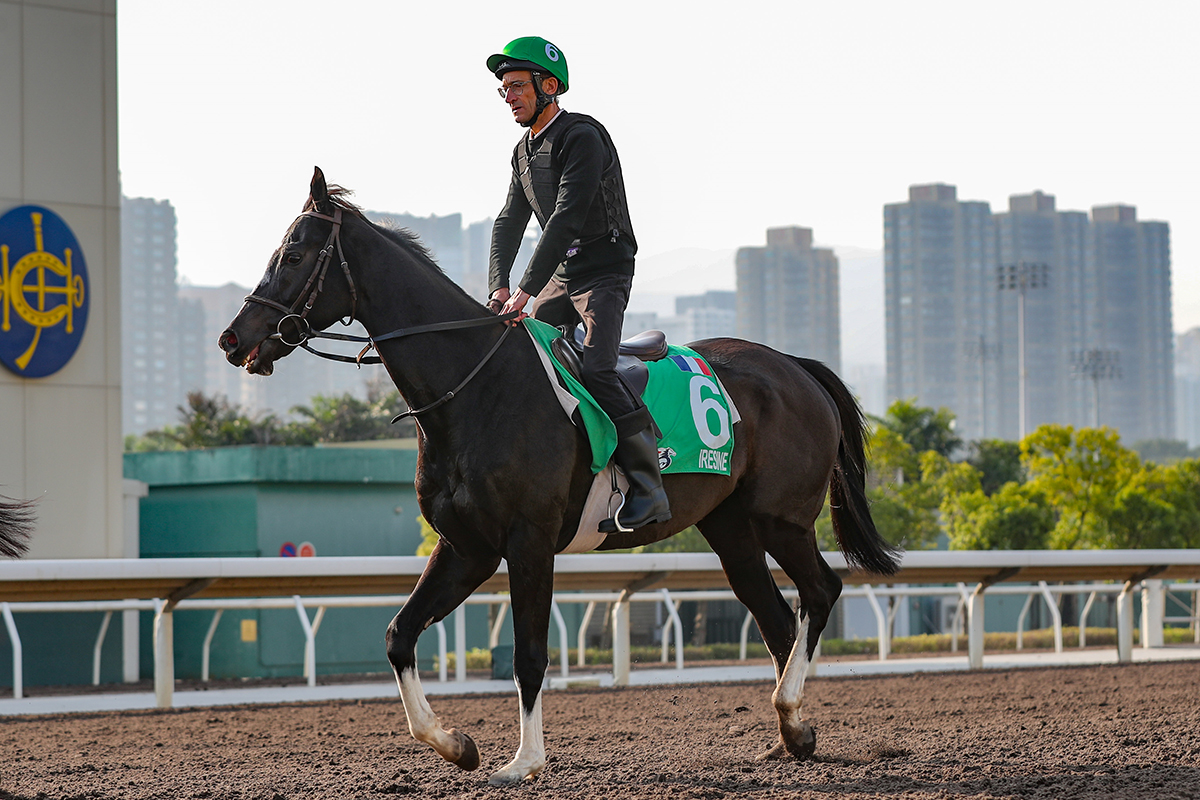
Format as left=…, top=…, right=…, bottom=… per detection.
left=1, top=661, right=1198, bottom=800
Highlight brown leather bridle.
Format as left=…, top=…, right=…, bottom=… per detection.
left=243, top=207, right=359, bottom=341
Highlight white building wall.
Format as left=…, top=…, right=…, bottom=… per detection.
left=0, top=0, right=123, bottom=558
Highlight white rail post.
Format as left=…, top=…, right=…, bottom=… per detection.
left=488, top=601, right=509, bottom=649
left=612, top=590, right=632, bottom=686
left=201, top=609, right=224, bottom=683
left=454, top=606, right=466, bottom=682
left=1116, top=581, right=1136, bottom=663
left=950, top=596, right=965, bottom=653
left=739, top=611, right=754, bottom=661
left=152, top=598, right=174, bottom=708
left=1037, top=582, right=1063, bottom=653
left=2, top=603, right=22, bottom=700
left=965, top=583, right=985, bottom=669
left=550, top=600, right=569, bottom=678
left=293, top=596, right=317, bottom=687
left=92, top=610, right=113, bottom=686
left=1016, top=593, right=1034, bottom=650
left=434, top=621, right=448, bottom=682
left=1078, top=592, right=1097, bottom=648
left=862, top=584, right=888, bottom=660
left=122, top=605, right=140, bottom=684
left=578, top=601, right=597, bottom=668
left=1141, top=579, right=1164, bottom=649
left=659, top=589, right=684, bottom=670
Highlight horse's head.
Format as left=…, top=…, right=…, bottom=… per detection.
left=219, top=167, right=359, bottom=376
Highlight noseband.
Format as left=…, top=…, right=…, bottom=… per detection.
left=240, top=205, right=518, bottom=421
left=243, top=207, right=359, bottom=336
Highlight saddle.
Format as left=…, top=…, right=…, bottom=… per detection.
left=549, top=325, right=668, bottom=399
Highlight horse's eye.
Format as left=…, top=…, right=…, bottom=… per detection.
left=285, top=252, right=303, bottom=265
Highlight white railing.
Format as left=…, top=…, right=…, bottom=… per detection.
left=2, top=551, right=1200, bottom=706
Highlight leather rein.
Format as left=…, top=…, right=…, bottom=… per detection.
left=242, top=207, right=518, bottom=421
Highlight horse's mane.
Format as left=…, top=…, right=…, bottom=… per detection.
left=306, top=185, right=486, bottom=310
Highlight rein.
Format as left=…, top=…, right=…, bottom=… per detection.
left=243, top=206, right=519, bottom=420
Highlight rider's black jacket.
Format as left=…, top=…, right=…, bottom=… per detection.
left=489, top=111, right=637, bottom=297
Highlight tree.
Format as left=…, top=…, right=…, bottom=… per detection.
left=1132, top=439, right=1197, bottom=465
left=966, top=439, right=1024, bottom=496
left=125, top=392, right=289, bottom=451
left=1021, top=425, right=1141, bottom=549
left=861, top=426, right=953, bottom=550
left=1106, top=460, right=1200, bottom=549
left=289, top=385, right=415, bottom=444
left=875, top=399, right=962, bottom=462
left=943, top=482, right=1054, bottom=551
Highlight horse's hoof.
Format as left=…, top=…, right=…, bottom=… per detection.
left=487, top=763, right=543, bottom=786
left=447, top=728, right=480, bottom=771
left=782, top=719, right=817, bottom=760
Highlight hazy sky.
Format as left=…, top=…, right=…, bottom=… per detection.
left=118, top=0, right=1200, bottom=332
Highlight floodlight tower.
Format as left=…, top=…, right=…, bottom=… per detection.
left=1072, top=349, right=1121, bottom=428
left=997, top=262, right=1049, bottom=439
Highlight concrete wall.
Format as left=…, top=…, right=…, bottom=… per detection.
left=0, top=0, right=123, bottom=558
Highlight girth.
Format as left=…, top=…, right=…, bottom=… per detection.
left=549, top=326, right=668, bottom=399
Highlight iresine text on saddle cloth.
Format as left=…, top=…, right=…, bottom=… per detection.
left=523, top=319, right=739, bottom=475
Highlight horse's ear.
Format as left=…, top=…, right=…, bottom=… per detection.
left=310, top=166, right=332, bottom=214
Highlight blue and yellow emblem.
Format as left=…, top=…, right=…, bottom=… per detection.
left=0, top=205, right=89, bottom=378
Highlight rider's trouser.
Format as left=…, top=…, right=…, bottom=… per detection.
left=530, top=273, right=640, bottom=422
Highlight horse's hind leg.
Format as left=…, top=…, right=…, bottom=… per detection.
left=700, top=504, right=831, bottom=760
left=488, top=528, right=556, bottom=786
left=386, top=538, right=500, bottom=771
left=753, top=514, right=842, bottom=760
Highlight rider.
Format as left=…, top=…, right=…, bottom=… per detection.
left=486, top=36, right=671, bottom=533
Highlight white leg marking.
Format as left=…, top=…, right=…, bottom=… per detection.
left=772, top=610, right=811, bottom=733
left=396, top=667, right=466, bottom=762
left=489, top=683, right=546, bottom=785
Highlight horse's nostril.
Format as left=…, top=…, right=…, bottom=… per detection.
left=219, top=330, right=238, bottom=352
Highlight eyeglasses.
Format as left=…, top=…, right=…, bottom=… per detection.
left=497, top=80, right=532, bottom=98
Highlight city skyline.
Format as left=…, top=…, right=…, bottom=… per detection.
left=116, top=1, right=1200, bottom=335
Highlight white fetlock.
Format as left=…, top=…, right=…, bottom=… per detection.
left=489, top=689, right=545, bottom=784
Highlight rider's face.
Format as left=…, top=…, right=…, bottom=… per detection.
left=500, top=70, right=536, bottom=125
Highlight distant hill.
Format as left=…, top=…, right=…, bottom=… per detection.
left=628, top=245, right=885, bottom=368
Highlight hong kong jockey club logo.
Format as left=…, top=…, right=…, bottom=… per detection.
left=0, top=206, right=89, bottom=378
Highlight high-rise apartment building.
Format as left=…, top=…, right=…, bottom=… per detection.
left=1176, top=327, right=1200, bottom=448
left=884, top=184, right=1174, bottom=444
left=121, top=197, right=208, bottom=434
left=992, top=191, right=1090, bottom=438
left=884, top=185, right=994, bottom=439
left=1087, top=206, right=1174, bottom=442
left=736, top=227, right=840, bottom=371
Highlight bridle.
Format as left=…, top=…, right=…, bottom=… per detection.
left=242, top=206, right=518, bottom=421
left=244, top=208, right=359, bottom=331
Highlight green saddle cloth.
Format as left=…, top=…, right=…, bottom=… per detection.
left=524, top=319, right=736, bottom=475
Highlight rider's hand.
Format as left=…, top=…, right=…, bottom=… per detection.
left=500, top=288, right=532, bottom=325
left=487, top=287, right=510, bottom=315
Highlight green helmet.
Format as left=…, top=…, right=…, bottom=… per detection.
left=487, top=36, right=569, bottom=94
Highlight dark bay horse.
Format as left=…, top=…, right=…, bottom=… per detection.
left=220, top=168, right=899, bottom=785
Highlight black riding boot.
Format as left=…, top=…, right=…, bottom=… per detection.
left=600, top=408, right=672, bottom=533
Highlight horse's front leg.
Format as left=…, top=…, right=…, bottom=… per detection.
left=386, top=538, right=500, bottom=771
left=488, top=527, right=556, bottom=786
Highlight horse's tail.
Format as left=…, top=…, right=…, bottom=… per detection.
left=0, top=494, right=35, bottom=558
left=791, top=357, right=901, bottom=576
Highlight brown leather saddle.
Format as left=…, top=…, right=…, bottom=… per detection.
left=549, top=325, right=668, bottom=399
